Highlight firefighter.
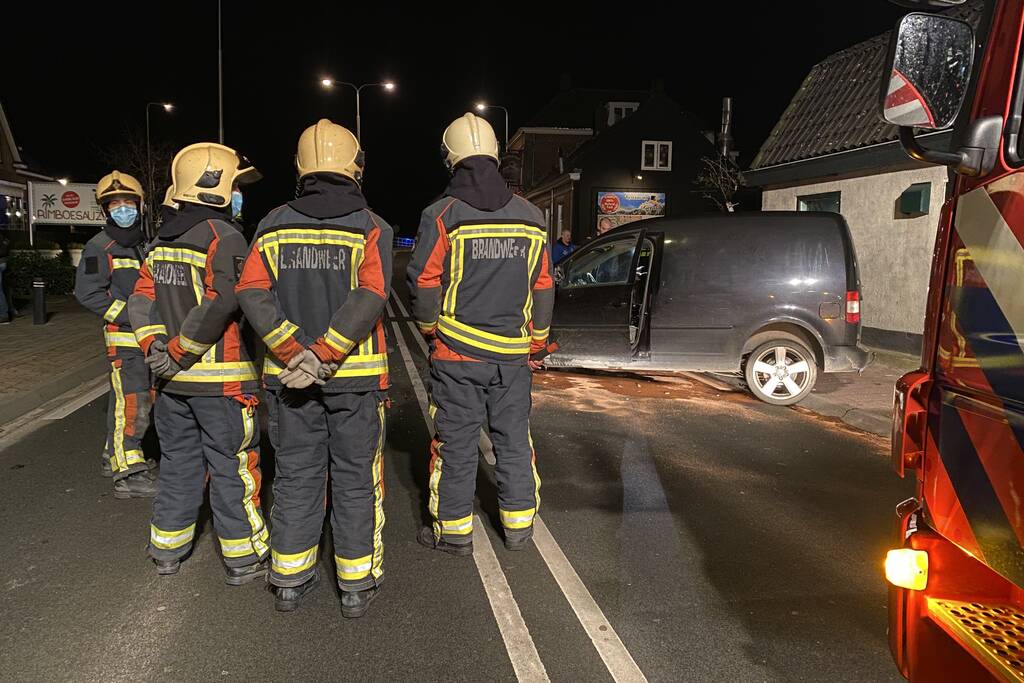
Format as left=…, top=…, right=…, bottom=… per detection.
left=237, top=119, right=392, bottom=616
left=407, top=113, right=554, bottom=554
left=128, top=143, right=268, bottom=583
left=74, top=171, right=157, bottom=498
left=160, top=185, right=179, bottom=224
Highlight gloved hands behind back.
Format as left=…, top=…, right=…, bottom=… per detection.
left=279, top=349, right=334, bottom=389
left=145, top=339, right=182, bottom=378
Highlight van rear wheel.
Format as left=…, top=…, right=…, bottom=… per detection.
left=744, top=340, right=818, bottom=405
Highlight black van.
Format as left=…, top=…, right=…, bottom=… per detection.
left=547, top=212, right=873, bottom=405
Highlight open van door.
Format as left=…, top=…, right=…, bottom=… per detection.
left=548, top=229, right=645, bottom=367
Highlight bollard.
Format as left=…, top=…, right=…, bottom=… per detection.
left=32, top=279, right=46, bottom=325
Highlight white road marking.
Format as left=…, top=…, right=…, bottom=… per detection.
left=387, top=297, right=549, bottom=682
left=533, top=517, right=648, bottom=682
left=0, top=374, right=110, bottom=451
left=388, top=293, right=648, bottom=683
left=472, top=517, right=550, bottom=682
left=44, top=379, right=109, bottom=420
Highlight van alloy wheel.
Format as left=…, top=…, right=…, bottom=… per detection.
left=744, top=341, right=818, bottom=405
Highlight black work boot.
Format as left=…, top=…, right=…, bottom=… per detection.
left=340, top=586, right=380, bottom=619
left=417, top=526, right=473, bottom=557
left=225, top=559, right=268, bottom=586
left=100, top=450, right=113, bottom=478
left=154, top=558, right=181, bottom=576
left=113, top=470, right=158, bottom=499
left=274, top=571, right=321, bottom=612
left=504, top=527, right=534, bottom=552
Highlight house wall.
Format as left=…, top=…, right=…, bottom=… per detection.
left=761, top=165, right=949, bottom=353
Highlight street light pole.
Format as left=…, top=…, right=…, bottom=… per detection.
left=475, top=103, right=510, bottom=150
left=218, top=0, right=224, bottom=144
left=355, top=86, right=362, bottom=143
left=320, top=79, right=396, bottom=144
left=145, top=102, right=174, bottom=238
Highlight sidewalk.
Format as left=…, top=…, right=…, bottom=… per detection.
left=801, top=348, right=919, bottom=437
left=0, top=296, right=109, bottom=429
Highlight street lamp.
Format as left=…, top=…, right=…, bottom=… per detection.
left=57, top=178, right=68, bottom=186
left=320, top=78, right=397, bottom=142
left=146, top=101, right=174, bottom=236
left=474, top=102, right=509, bottom=150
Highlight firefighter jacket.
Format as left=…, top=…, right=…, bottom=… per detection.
left=75, top=225, right=146, bottom=359
left=406, top=194, right=554, bottom=364
left=236, top=204, right=393, bottom=393
left=128, top=209, right=258, bottom=397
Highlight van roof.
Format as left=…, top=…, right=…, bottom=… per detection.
left=603, top=211, right=850, bottom=236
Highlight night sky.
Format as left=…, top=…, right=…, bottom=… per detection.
left=5, top=3, right=907, bottom=235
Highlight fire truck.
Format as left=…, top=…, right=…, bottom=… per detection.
left=883, top=0, right=1024, bottom=679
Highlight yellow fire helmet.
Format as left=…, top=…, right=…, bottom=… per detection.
left=95, top=170, right=144, bottom=207
left=295, top=119, right=365, bottom=184
left=442, top=112, right=499, bottom=171
left=161, top=185, right=178, bottom=209
left=171, top=142, right=258, bottom=208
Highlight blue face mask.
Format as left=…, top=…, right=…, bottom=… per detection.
left=231, top=190, right=243, bottom=218
left=110, top=205, right=138, bottom=228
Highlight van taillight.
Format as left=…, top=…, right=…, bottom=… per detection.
left=846, top=291, right=861, bottom=324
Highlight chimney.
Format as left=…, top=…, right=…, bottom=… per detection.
left=717, top=96, right=734, bottom=158
left=650, top=78, right=665, bottom=94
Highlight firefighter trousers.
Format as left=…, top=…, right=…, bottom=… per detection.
left=427, top=360, right=540, bottom=546
left=105, top=352, right=153, bottom=481
left=266, top=389, right=386, bottom=591
left=148, top=392, right=269, bottom=567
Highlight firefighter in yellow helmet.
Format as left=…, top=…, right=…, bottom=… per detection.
left=237, top=119, right=392, bottom=615
left=408, top=113, right=554, bottom=554
left=74, top=171, right=158, bottom=498
left=128, top=143, right=268, bottom=583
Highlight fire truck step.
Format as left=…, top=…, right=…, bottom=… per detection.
left=928, top=598, right=1024, bottom=681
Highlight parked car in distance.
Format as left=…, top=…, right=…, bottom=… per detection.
left=546, top=212, right=873, bottom=405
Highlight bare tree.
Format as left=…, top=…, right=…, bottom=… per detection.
left=94, top=124, right=176, bottom=232
left=694, top=155, right=744, bottom=213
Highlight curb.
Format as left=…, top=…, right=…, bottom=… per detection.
left=800, top=393, right=891, bottom=437
left=0, top=357, right=110, bottom=426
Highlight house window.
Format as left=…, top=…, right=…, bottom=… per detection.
left=797, top=191, right=841, bottom=214
left=607, top=101, right=639, bottom=126
left=897, top=182, right=931, bottom=217
left=641, top=141, right=672, bottom=171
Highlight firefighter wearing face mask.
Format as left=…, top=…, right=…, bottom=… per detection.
left=128, top=143, right=268, bottom=584
left=75, top=171, right=157, bottom=498
left=236, top=119, right=392, bottom=616
left=408, top=113, right=554, bottom=555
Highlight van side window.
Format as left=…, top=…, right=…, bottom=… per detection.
left=564, top=237, right=637, bottom=288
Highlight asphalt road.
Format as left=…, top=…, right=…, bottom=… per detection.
left=0, top=256, right=912, bottom=682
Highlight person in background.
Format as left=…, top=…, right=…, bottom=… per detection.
left=552, top=228, right=576, bottom=263
left=597, top=217, right=614, bottom=236
left=74, top=171, right=157, bottom=495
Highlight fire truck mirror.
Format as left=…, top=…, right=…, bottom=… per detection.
left=880, top=12, right=974, bottom=130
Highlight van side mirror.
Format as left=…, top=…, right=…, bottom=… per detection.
left=880, top=13, right=973, bottom=130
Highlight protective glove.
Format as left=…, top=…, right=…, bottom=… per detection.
left=145, top=340, right=182, bottom=378
left=279, top=349, right=325, bottom=389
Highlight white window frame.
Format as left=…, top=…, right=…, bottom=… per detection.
left=641, top=140, right=673, bottom=171
left=607, top=101, right=639, bottom=126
